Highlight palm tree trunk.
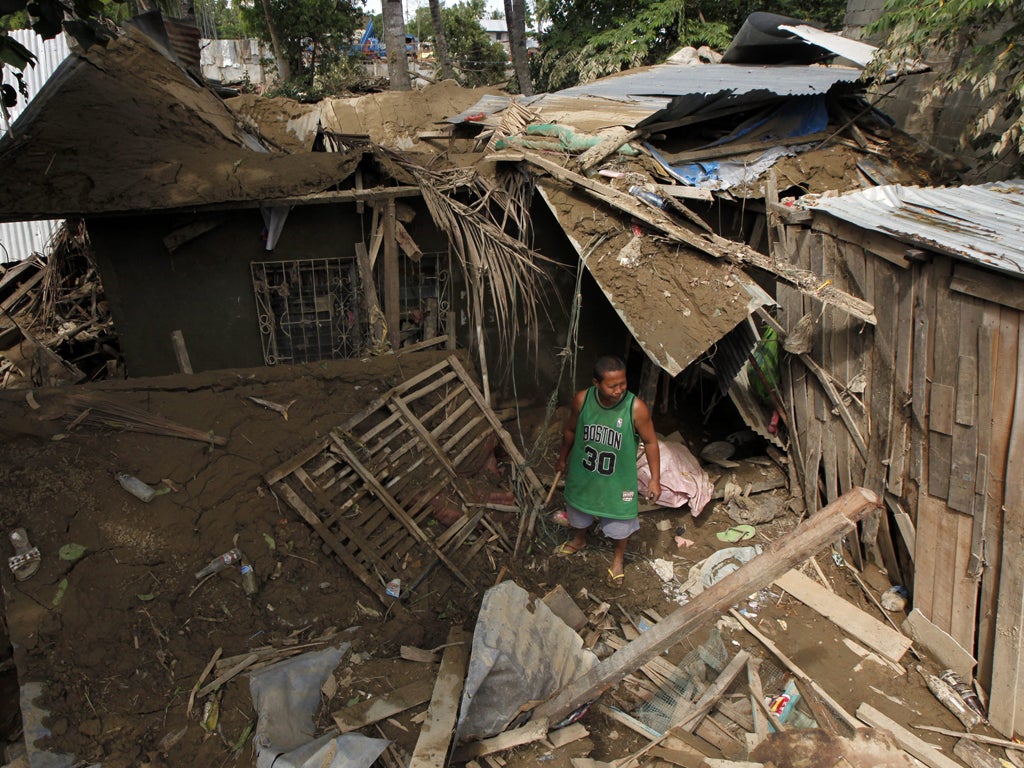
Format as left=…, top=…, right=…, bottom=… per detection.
left=503, top=0, right=533, bottom=96
left=383, top=0, right=412, bottom=90
left=259, top=0, right=291, bottom=82
left=428, top=0, right=457, bottom=81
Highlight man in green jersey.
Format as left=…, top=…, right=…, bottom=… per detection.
left=555, top=355, right=661, bottom=585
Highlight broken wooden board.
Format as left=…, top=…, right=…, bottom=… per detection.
left=522, top=151, right=876, bottom=325
left=902, top=609, right=976, bottom=680
left=856, top=703, right=962, bottom=768
left=409, top=626, right=472, bottom=768
left=451, top=718, right=549, bottom=762
left=548, top=722, right=589, bottom=748
left=333, top=676, right=434, bottom=734
left=774, top=568, right=913, bottom=662
left=532, top=488, right=879, bottom=725
left=543, top=585, right=588, bottom=632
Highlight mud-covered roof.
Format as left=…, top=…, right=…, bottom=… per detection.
left=0, top=28, right=365, bottom=221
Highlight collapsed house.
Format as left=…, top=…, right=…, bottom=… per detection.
left=773, top=180, right=1024, bottom=736
left=6, top=8, right=1022, bottom=768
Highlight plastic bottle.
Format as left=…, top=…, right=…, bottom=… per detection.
left=116, top=472, right=157, bottom=503
left=195, top=548, right=242, bottom=580
left=239, top=558, right=258, bottom=596
left=939, top=669, right=987, bottom=718
left=628, top=185, right=668, bottom=210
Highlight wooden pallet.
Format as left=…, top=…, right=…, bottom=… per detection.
left=266, top=356, right=543, bottom=606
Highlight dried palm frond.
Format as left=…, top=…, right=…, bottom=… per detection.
left=376, top=147, right=553, bottom=370
left=484, top=99, right=542, bottom=154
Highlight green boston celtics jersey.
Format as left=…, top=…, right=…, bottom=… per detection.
left=563, top=386, right=639, bottom=520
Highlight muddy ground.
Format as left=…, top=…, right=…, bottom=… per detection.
left=0, top=348, right=1001, bottom=767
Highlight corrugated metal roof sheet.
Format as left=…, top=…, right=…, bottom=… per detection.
left=0, top=219, right=61, bottom=264
left=450, top=61, right=864, bottom=130
left=811, top=180, right=1024, bottom=278
left=0, top=31, right=70, bottom=262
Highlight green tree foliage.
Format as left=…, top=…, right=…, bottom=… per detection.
left=406, top=0, right=507, bottom=87
left=1, top=0, right=126, bottom=121
left=195, top=0, right=245, bottom=39
left=868, top=0, right=1023, bottom=171
left=533, top=0, right=846, bottom=92
left=239, top=0, right=361, bottom=91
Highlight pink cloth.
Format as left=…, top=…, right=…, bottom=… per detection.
left=637, top=440, right=713, bottom=517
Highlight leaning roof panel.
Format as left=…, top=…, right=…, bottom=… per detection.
left=811, top=181, right=1024, bottom=277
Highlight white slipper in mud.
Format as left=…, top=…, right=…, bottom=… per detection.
left=8, top=527, right=41, bottom=582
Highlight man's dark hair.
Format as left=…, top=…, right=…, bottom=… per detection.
left=593, top=355, right=626, bottom=382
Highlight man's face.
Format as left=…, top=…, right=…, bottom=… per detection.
left=594, top=369, right=627, bottom=407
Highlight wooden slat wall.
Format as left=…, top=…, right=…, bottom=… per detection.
left=778, top=215, right=1024, bottom=737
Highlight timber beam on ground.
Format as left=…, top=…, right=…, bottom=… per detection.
left=530, top=487, right=881, bottom=725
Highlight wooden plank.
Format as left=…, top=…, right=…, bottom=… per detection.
left=862, top=256, right=897, bottom=562
left=856, top=703, right=962, bottom=768
left=451, top=718, right=549, bottom=762
left=774, top=569, right=913, bottom=662
left=277, top=482, right=398, bottom=608
left=548, top=723, right=589, bottom=749
left=977, top=309, right=1017, bottom=687
left=948, top=512, right=978, bottom=650
left=408, top=626, right=472, bottom=768
left=330, top=435, right=477, bottom=592
left=887, top=264, right=915, bottom=496
left=955, top=355, right=978, bottom=426
left=333, top=677, right=434, bottom=733
left=170, top=330, right=194, bottom=374
left=930, top=387, right=956, bottom=434
left=909, top=262, right=931, bottom=485
left=969, top=308, right=997, bottom=578
left=948, top=299, right=983, bottom=513
left=901, top=608, right=976, bottom=680
left=383, top=197, right=401, bottom=350
left=532, top=488, right=879, bottom=725
left=950, top=262, right=1024, bottom=312
left=811, top=215, right=912, bottom=269
left=954, top=738, right=1012, bottom=768
left=989, top=317, right=1024, bottom=737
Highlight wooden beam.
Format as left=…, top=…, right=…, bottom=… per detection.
left=408, top=626, right=472, bottom=768
left=522, top=151, right=877, bottom=325
left=383, top=196, right=401, bottom=351
left=451, top=718, right=549, bottom=762
left=857, top=703, right=962, bottom=768
left=333, top=677, right=434, bottom=733
left=774, top=569, right=913, bottom=662
left=531, top=488, right=879, bottom=725
left=170, top=330, right=194, bottom=375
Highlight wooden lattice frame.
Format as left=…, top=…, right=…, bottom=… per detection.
left=265, top=356, right=543, bottom=606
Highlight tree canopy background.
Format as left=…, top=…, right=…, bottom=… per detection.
left=531, top=0, right=847, bottom=92
left=867, top=0, right=1023, bottom=176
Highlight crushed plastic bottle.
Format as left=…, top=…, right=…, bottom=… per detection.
left=628, top=185, right=668, bottom=210
left=195, top=548, right=242, bottom=580
left=239, top=557, right=258, bottom=596
left=116, top=472, right=157, bottom=503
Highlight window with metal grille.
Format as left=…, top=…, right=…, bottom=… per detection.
left=251, top=251, right=452, bottom=365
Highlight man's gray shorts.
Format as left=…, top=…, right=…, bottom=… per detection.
left=566, top=503, right=640, bottom=540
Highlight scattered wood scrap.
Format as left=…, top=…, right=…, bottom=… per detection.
left=857, top=703, right=962, bottom=768
left=533, top=488, right=879, bottom=725
left=408, top=626, right=472, bottom=768
left=774, top=568, right=913, bottom=662
left=333, top=677, right=434, bottom=734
